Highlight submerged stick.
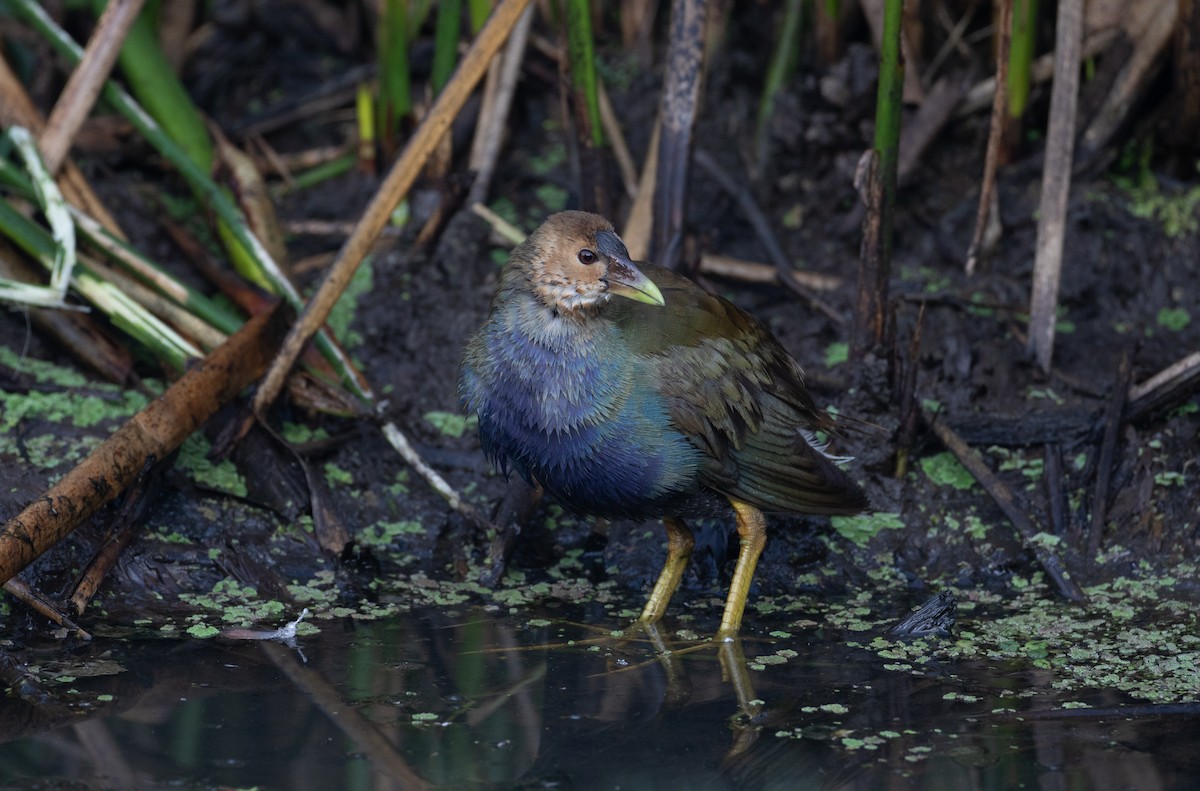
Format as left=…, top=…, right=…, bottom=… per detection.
left=0, top=304, right=290, bottom=587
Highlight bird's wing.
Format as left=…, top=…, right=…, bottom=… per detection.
left=610, top=264, right=867, bottom=515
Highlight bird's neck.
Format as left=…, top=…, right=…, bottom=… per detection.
left=504, top=287, right=612, bottom=351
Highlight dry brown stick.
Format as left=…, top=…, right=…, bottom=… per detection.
left=896, top=77, right=969, bottom=183
left=1127, top=350, right=1200, bottom=418
left=1027, top=0, right=1084, bottom=374
left=466, top=5, right=536, bottom=206
left=2, top=577, right=92, bottom=638
left=698, top=253, right=842, bottom=291
left=924, top=409, right=1087, bottom=602
left=852, top=149, right=884, bottom=354
left=0, top=304, right=290, bottom=587
left=965, top=0, right=1011, bottom=275
left=253, top=0, right=533, bottom=416
left=1086, top=351, right=1132, bottom=566
left=39, top=0, right=146, bottom=173
left=261, top=642, right=431, bottom=789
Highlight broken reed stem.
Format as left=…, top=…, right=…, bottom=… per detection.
left=253, top=0, right=534, bottom=416
left=923, top=409, right=1087, bottom=602
left=0, top=55, right=126, bottom=239
left=653, top=0, right=707, bottom=270
left=966, top=0, right=1011, bottom=274
left=68, top=458, right=163, bottom=615
left=466, top=5, right=535, bottom=206
left=1027, top=0, right=1083, bottom=374
left=853, top=0, right=903, bottom=354
left=0, top=305, right=290, bottom=588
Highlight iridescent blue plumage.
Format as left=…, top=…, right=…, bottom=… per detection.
left=460, top=211, right=868, bottom=636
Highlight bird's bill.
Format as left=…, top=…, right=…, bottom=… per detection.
left=606, top=260, right=665, bottom=306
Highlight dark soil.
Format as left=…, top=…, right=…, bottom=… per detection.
left=1, top=3, right=1198, bottom=637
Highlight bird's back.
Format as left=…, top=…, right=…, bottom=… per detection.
left=607, top=264, right=868, bottom=516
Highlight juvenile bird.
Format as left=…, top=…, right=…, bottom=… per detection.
left=460, top=211, right=867, bottom=637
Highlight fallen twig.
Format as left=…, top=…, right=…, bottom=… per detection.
left=1127, top=350, right=1200, bottom=420
left=1, top=577, right=92, bottom=638
left=923, top=409, right=1087, bottom=602
left=68, top=456, right=162, bottom=615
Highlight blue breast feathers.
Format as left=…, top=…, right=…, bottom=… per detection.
left=461, top=305, right=703, bottom=517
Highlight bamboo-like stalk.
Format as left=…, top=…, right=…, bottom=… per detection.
left=432, top=0, right=463, bottom=93
left=379, top=0, right=413, bottom=159
left=566, top=0, right=604, bottom=149
left=872, top=0, right=903, bottom=265
left=1007, top=0, right=1039, bottom=120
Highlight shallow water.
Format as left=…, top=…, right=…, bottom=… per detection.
left=0, top=602, right=1196, bottom=790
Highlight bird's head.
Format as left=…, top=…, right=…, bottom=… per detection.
left=512, top=211, right=665, bottom=314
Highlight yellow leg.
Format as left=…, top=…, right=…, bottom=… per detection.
left=639, top=517, right=694, bottom=624
left=717, top=500, right=767, bottom=640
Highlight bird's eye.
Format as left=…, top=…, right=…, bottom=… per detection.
left=577, top=248, right=598, bottom=265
